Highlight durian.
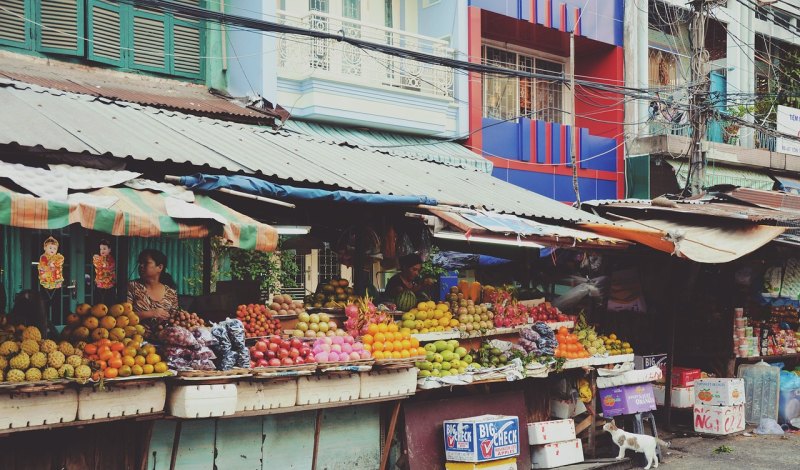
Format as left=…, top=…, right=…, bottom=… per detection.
left=6, top=369, right=24, bottom=382
left=30, top=352, right=47, bottom=369
left=42, top=367, right=59, bottom=380
left=20, top=339, right=39, bottom=355
left=0, top=340, right=19, bottom=356
left=40, top=339, right=57, bottom=354
left=25, top=368, right=42, bottom=381
left=48, top=351, right=65, bottom=368
left=9, top=352, right=30, bottom=370
left=21, top=326, right=42, bottom=342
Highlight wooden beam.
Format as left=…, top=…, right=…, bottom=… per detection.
left=379, top=401, right=403, bottom=470
left=169, top=420, right=182, bottom=470
left=310, top=409, right=323, bottom=470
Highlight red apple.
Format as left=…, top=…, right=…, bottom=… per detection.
left=281, top=357, right=293, bottom=366
left=268, top=358, right=281, bottom=366
left=253, top=350, right=265, bottom=360
left=289, top=348, right=300, bottom=359
left=266, top=350, right=277, bottom=359
left=279, top=348, right=289, bottom=359
left=290, top=338, right=303, bottom=349
left=295, top=358, right=305, bottom=365
left=268, top=342, right=279, bottom=353
left=256, top=341, right=268, bottom=352
left=258, top=359, right=269, bottom=367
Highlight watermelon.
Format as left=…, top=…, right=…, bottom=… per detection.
left=395, top=290, right=417, bottom=312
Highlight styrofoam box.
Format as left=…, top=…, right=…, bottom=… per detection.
left=531, top=439, right=584, bottom=469
left=0, top=388, right=78, bottom=429
left=169, top=383, right=237, bottom=418
left=694, top=378, right=745, bottom=406
left=550, top=399, right=586, bottom=419
left=297, top=373, right=360, bottom=405
left=693, top=403, right=745, bottom=435
left=653, top=385, right=694, bottom=408
left=236, top=379, right=297, bottom=411
left=527, top=419, right=576, bottom=445
left=360, top=368, right=417, bottom=399
left=78, top=381, right=166, bottom=420
left=445, top=457, right=518, bottom=470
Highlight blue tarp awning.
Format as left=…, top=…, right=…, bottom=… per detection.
left=180, top=174, right=438, bottom=206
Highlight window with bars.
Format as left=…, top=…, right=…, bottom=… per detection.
left=482, top=45, right=564, bottom=123
left=0, top=0, right=204, bottom=80
left=317, top=245, right=340, bottom=286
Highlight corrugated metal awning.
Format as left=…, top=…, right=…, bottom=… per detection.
left=666, top=159, right=775, bottom=191
left=0, top=79, right=603, bottom=224
left=283, top=120, right=493, bottom=173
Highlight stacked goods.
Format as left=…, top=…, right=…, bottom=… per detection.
left=251, top=337, right=315, bottom=367
left=399, top=301, right=458, bottom=334
left=362, top=322, right=425, bottom=360
left=236, top=303, right=283, bottom=339
left=599, top=334, right=632, bottom=356
left=529, top=419, right=584, bottom=468
left=211, top=319, right=250, bottom=370
left=692, top=378, right=746, bottom=435
left=454, top=302, right=493, bottom=333
left=573, top=314, right=633, bottom=356
left=555, top=327, right=590, bottom=359
left=160, top=327, right=217, bottom=371
left=291, top=312, right=344, bottom=339
left=61, top=302, right=144, bottom=344
left=471, top=341, right=509, bottom=368
left=343, top=292, right=390, bottom=337
left=0, top=326, right=89, bottom=382
left=268, top=294, right=306, bottom=316
left=312, top=335, right=370, bottom=363
left=445, top=284, right=482, bottom=314
left=517, top=323, right=558, bottom=357
left=82, top=338, right=166, bottom=380
left=417, top=339, right=470, bottom=377
left=160, top=310, right=205, bottom=332
left=306, top=278, right=356, bottom=309
left=493, top=302, right=528, bottom=328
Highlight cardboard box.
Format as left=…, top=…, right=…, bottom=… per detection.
left=635, top=354, right=667, bottom=377
left=599, top=383, right=656, bottom=417
left=530, top=439, right=584, bottom=469
left=693, top=404, right=745, bottom=435
left=694, top=378, right=745, bottom=406
left=445, top=457, right=518, bottom=470
left=653, top=385, right=694, bottom=408
left=549, top=398, right=586, bottom=419
left=443, top=415, right=520, bottom=463
left=527, top=419, right=576, bottom=445
left=671, top=367, right=702, bottom=387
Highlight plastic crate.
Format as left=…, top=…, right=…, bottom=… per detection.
left=297, top=373, right=360, bottom=405
left=77, top=381, right=166, bottom=420
left=169, top=383, right=237, bottom=418
left=0, top=388, right=78, bottom=429
left=236, top=379, right=298, bottom=411
left=359, top=368, right=416, bottom=399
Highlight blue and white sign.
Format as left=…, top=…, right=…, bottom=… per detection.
left=443, top=415, right=520, bottom=463
left=777, top=105, right=800, bottom=157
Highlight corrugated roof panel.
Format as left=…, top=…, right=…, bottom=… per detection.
left=666, top=158, right=775, bottom=191
left=0, top=80, right=602, bottom=223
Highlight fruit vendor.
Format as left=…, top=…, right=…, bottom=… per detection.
left=384, top=253, right=434, bottom=298
left=127, top=249, right=178, bottom=334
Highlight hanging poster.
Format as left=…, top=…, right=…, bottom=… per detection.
left=38, top=236, right=64, bottom=289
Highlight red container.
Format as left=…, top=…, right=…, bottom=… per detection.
left=670, top=367, right=702, bottom=387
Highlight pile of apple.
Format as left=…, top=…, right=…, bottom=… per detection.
left=291, top=312, right=344, bottom=339
left=528, top=303, right=573, bottom=323
left=249, top=336, right=315, bottom=368
left=312, top=335, right=371, bottom=363
left=236, top=304, right=283, bottom=339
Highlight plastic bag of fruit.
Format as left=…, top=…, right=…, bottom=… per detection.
left=211, top=323, right=235, bottom=370
left=233, top=348, right=250, bottom=369
left=167, top=356, right=194, bottom=371
left=158, top=326, right=200, bottom=349
left=189, top=359, right=217, bottom=371
left=162, top=346, right=194, bottom=360
left=192, top=327, right=218, bottom=347
left=224, top=318, right=247, bottom=351
left=191, top=347, right=217, bottom=362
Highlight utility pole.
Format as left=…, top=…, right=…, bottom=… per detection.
left=688, top=0, right=712, bottom=196
left=570, top=32, right=580, bottom=207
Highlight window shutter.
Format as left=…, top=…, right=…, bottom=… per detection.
left=38, top=0, right=84, bottom=56
left=87, top=0, right=123, bottom=66
left=0, top=0, right=31, bottom=49
left=131, top=10, right=168, bottom=73
left=171, top=1, right=203, bottom=78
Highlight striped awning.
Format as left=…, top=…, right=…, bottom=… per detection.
left=0, top=184, right=278, bottom=252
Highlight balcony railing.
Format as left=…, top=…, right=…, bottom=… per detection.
left=276, top=10, right=455, bottom=98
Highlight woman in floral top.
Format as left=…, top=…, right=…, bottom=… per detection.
left=127, top=249, right=178, bottom=336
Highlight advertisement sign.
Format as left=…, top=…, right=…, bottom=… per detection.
left=443, top=415, right=520, bottom=463
left=777, top=105, right=800, bottom=157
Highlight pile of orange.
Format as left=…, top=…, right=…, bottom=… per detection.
left=361, top=323, right=425, bottom=360
left=82, top=338, right=167, bottom=380
left=555, top=326, right=590, bottom=359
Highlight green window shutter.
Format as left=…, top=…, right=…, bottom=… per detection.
left=131, top=8, right=168, bottom=73
left=37, top=0, right=84, bottom=56
left=87, top=0, right=124, bottom=66
left=0, top=0, right=32, bottom=49
left=170, top=0, right=203, bottom=79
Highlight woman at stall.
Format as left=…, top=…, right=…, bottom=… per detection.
left=384, top=253, right=434, bottom=299
left=127, top=249, right=177, bottom=333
